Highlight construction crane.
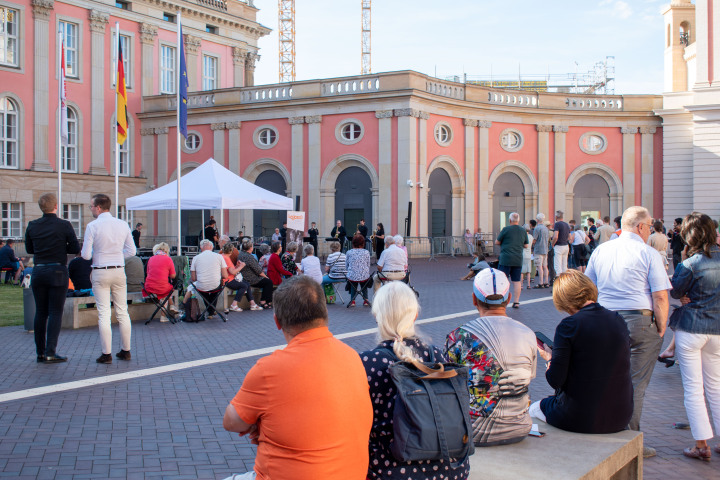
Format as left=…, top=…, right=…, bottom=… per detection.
left=278, top=0, right=295, bottom=83
left=361, top=0, right=371, bottom=75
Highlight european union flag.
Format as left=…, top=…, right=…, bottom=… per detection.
left=179, top=23, right=189, bottom=138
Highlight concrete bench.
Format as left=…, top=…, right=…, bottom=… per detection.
left=61, top=292, right=157, bottom=329
left=468, top=419, right=642, bottom=480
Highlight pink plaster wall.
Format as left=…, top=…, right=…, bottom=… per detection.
left=653, top=129, right=663, bottom=218
left=320, top=112, right=379, bottom=172
left=565, top=127, right=623, bottom=183
left=238, top=119, right=292, bottom=176
left=488, top=122, right=538, bottom=179
left=199, top=43, right=233, bottom=89
left=183, top=124, right=215, bottom=166
left=426, top=115, right=465, bottom=172
left=635, top=133, right=642, bottom=205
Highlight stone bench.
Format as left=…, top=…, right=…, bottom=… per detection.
left=468, top=419, right=642, bottom=479
left=61, top=292, right=157, bottom=329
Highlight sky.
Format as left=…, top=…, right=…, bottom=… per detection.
left=251, top=0, right=669, bottom=94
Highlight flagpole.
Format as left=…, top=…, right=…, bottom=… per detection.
left=176, top=12, right=182, bottom=255
left=113, top=22, right=120, bottom=218
left=57, top=30, right=63, bottom=217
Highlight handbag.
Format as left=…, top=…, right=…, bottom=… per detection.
left=384, top=347, right=474, bottom=467
left=323, top=283, right=336, bottom=304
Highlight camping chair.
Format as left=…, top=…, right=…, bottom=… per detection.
left=375, top=269, right=419, bottom=297
left=346, top=278, right=372, bottom=307
left=328, top=276, right=347, bottom=305
left=190, top=282, right=227, bottom=322
left=142, top=278, right=181, bottom=325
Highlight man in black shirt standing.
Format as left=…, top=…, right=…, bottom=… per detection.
left=131, top=223, right=142, bottom=248
left=330, top=220, right=347, bottom=251
left=308, top=222, right=319, bottom=255
left=205, top=219, right=219, bottom=249
left=279, top=222, right=288, bottom=251
left=24, top=193, right=80, bottom=363
left=668, top=217, right=686, bottom=269
left=358, top=219, right=369, bottom=241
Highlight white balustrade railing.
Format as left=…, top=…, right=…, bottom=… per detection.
left=321, top=78, right=380, bottom=96
left=487, top=91, right=538, bottom=107
left=565, top=97, right=623, bottom=110
left=425, top=80, right=465, bottom=100
left=241, top=86, right=293, bottom=103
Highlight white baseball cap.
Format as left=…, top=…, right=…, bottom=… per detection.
left=473, top=268, right=510, bottom=305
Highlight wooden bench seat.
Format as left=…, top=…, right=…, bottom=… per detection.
left=61, top=292, right=157, bottom=329
left=467, top=418, right=642, bottom=479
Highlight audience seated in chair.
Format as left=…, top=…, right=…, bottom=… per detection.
left=124, top=255, right=145, bottom=293
left=186, top=239, right=227, bottom=320
left=237, top=239, right=274, bottom=309
left=144, top=242, right=179, bottom=322
left=322, top=241, right=346, bottom=284
left=68, top=254, right=93, bottom=291
left=344, top=234, right=372, bottom=307
left=222, top=243, right=263, bottom=313
left=0, top=239, right=23, bottom=285
left=373, top=235, right=408, bottom=293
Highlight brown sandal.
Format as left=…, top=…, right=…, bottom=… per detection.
left=683, top=446, right=711, bottom=461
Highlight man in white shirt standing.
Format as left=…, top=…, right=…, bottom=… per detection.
left=585, top=206, right=671, bottom=459
left=81, top=194, right=136, bottom=364
left=373, top=235, right=407, bottom=292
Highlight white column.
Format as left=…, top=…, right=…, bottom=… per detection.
left=621, top=126, right=638, bottom=209
left=565, top=192, right=575, bottom=222
left=31, top=0, right=54, bottom=171
left=376, top=110, right=393, bottom=227
left=464, top=119, right=477, bottom=233
left=320, top=188, right=336, bottom=237
left=418, top=113, right=429, bottom=236
left=640, top=126, right=656, bottom=213
left=139, top=23, right=157, bottom=97
left=306, top=115, right=322, bottom=223
left=452, top=189, right=464, bottom=236
left=537, top=124, right=552, bottom=217
left=211, top=123, right=226, bottom=165
left=226, top=121, right=241, bottom=174
left=478, top=121, right=492, bottom=234
left=244, top=52, right=257, bottom=87
left=139, top=127, right=155, bottom=184
left=156, top=127, right=169, bottom=234
left=395, top=109, right=418, bottom=236
left=88, top=10, right=109, bottom=175
left=289, top=117, right=305, bottom=210
left=695, top=0, right=710, bottom=87
left=553, top=125, right=568, bottom=216
left=232, top=47, right=246, bottom=87
left=184, top=35, right=201, bottom=92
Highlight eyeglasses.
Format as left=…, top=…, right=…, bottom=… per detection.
left=639, top=222, right=653, bottom=230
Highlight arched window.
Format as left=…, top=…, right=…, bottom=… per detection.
left=0, top=96, right=18, bottom=168
left=62, top=107, right=78, bottom=172
left=679, top=21, right=691, bottom=46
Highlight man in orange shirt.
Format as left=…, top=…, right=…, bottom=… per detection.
left=222, top=276, right=373, bottom=480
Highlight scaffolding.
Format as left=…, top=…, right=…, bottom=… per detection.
left=449, top=57, right=616, bottom=94
left=278, top=0, right=295, bottom=83
left=361, top=0, right=371, bottom=75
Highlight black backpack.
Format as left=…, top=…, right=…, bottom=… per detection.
left=384, top=347, right=474, bottom=467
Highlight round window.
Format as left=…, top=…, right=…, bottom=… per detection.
left=579, top=132, right=608, bottom=155
left=434, top=122, right=453, bottom=146
left=185, top=133, right=200, bottom=150
left=253, top=125, right=279, bottom=149
left=335, top=118, right=365, bottom=145
left=341, top=122, right=362, bottom=141
left=499, top=128, right=524, bottom=152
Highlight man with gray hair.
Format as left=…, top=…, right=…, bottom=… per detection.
left=189, top=239, right=228, bottom=318
left=495, top=212, right=528, bottom=308
left=532, top=213, right=550, bottom=288
left=585, top=206, right=671, bottom=458
left=374, top=235, right=407, bottom=292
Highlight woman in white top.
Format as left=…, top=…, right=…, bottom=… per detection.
left=570, top=226, right=591, bottom=273
left=521, top=225, right=534, bottom=289
left=299, top=244, right=323, bottom=284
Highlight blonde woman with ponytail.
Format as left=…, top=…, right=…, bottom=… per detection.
left=359, top=281, right=470, bottom=479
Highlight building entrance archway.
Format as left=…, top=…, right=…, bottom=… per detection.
left=334, top=166, right=372, bottom=236
left=572, top=174, right=610, bottom=225
left=253, top=170, right=288, bottom=237
left=492, top=172, right=525, bottom=231
left=428, top=168, right=452, bottom=237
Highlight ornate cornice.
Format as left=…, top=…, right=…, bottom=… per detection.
left=375, top=110, right=393, bottom=119
left=536, top=124, right=553, bottom=132
left=88, top=9, right=109, bottom=34
left=394, top=108, right=421, bottom=118
left=478, top=120, right=492, bottom=129
left=31, top=0, right=54, bottom=20
left=225, top=121, right=242, bottom=130
left=184, top=35, right=202, bottom=55
left=139, top=128, right=155, bottom=136
left=210, top=123, right=226, bottom=131
left=553, top=125, right=569, bottom=133
left=418, top=111, right=430, bottom=120
left=288, top=116, right=305, bottom=125
left=245, top=52, right=258, bottom=70
left=139, top=23, right=158, bottom=45
left=305, top=115, right=322, bottom=124
left=463, top=119, right=478, bottom=127
left=621, top=126, right=638, bottom=134
left=155, top=127, right=169, bottom=135
left=232, top=47, right=247, bottom=66
left=639, top=126, right=657, bottom=135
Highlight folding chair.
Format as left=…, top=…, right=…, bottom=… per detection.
left=330, top=277, right=347, bottom=305
left=346, top=278, right=372, bottom=307
left=142, top=278, right=181, bottom=325
left=190, top=282, right=227, bottom=322
left=376, top=270, right=419, bottom=297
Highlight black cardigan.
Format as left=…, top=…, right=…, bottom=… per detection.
left=540, top=303, right=633, bottom=434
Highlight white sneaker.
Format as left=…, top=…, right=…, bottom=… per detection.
left=169, top=305, right=180, bottom=314
left=160, top=315, right=169, bottom=323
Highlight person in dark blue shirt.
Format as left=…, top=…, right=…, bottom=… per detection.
left=0, top=239, right=22, bottom=285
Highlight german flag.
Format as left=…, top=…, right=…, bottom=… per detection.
left=116, top=37, right=128, bottom=145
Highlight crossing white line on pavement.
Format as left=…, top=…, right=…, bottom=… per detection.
left=0, top=296, right=553, bottom=404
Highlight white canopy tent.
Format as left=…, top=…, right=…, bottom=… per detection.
left=126, top=158, right=293, bottom=248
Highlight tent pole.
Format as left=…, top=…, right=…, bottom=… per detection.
left=220, top=208, right=224, bottom=240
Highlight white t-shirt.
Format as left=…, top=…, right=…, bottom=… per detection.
left=571, top=229, right=586, bottom=246
left=300, top=256, right=323, bottom=284
left=377, top=244, right=407, bottom=271
left=523, top=233, right=532, bottom=259
left=191, top=250, right=225, bottom=291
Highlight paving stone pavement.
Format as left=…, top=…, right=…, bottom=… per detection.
left=0, top=257, right=717, bottom=479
